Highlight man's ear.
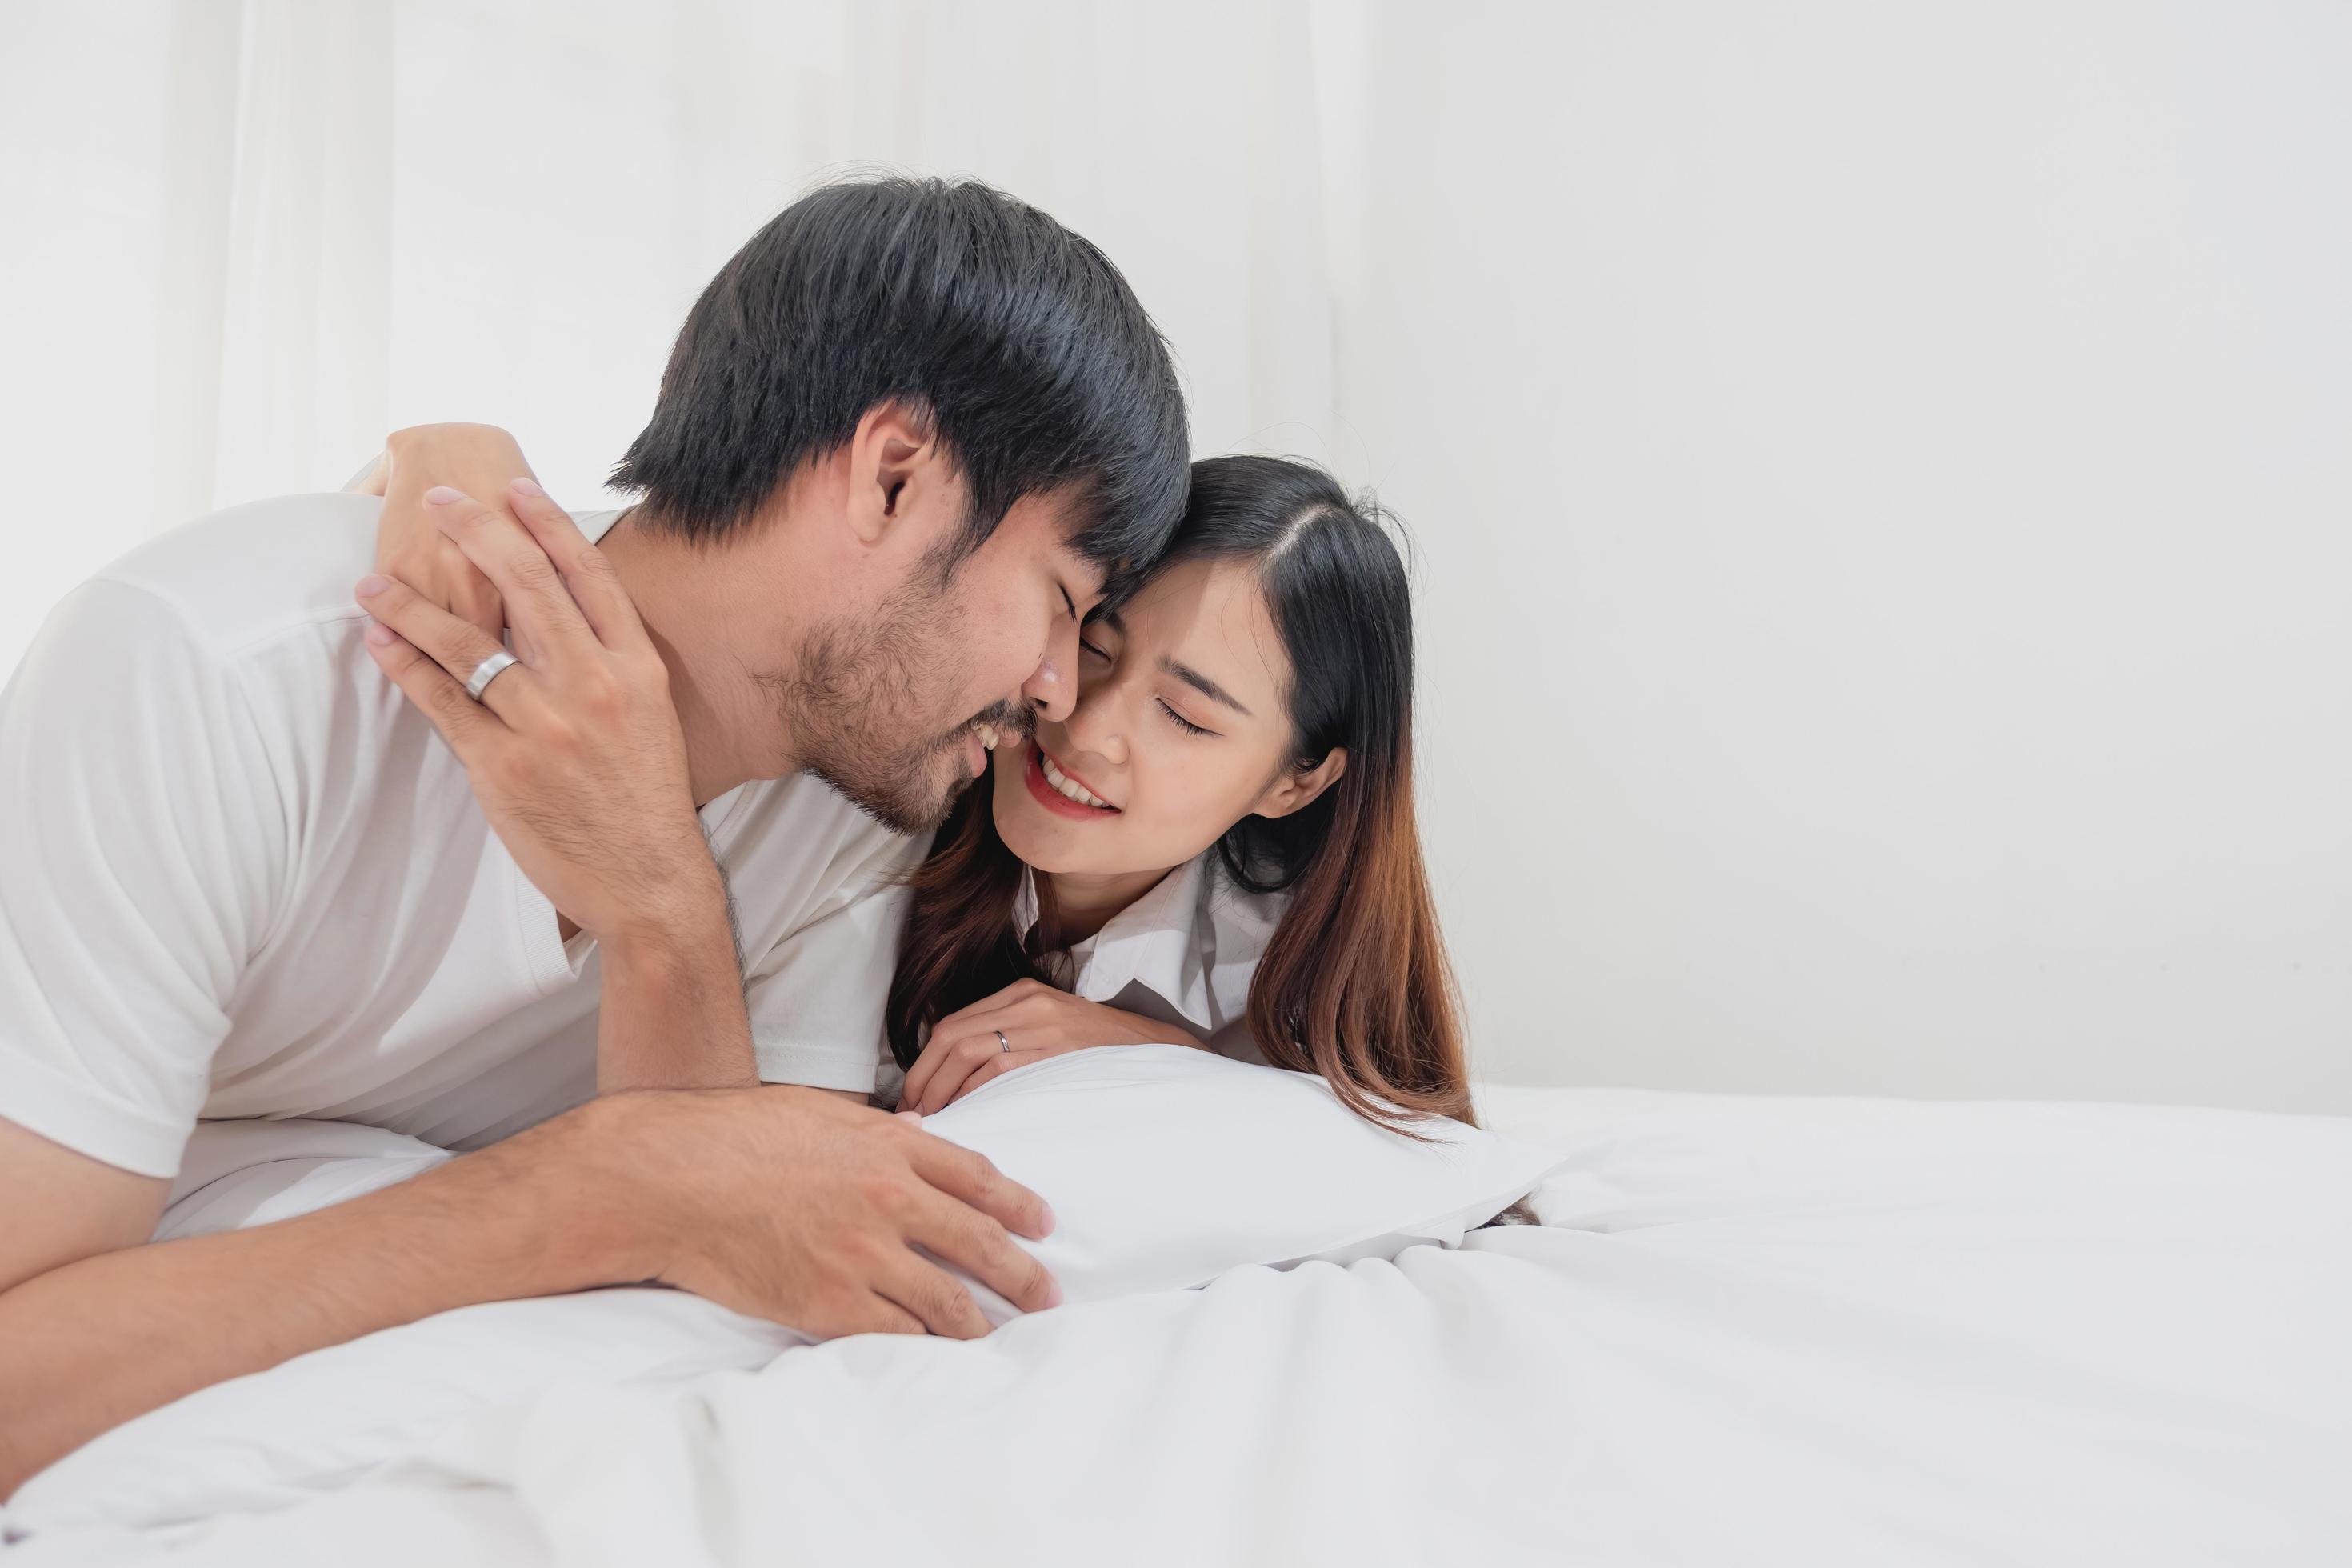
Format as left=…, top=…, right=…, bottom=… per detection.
left=1252, top=747, right=1348, bottom=821
left=842, top=399, right=944, bottom=547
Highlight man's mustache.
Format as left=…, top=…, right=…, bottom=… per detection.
left=941, top=700, right=1036, bottom=751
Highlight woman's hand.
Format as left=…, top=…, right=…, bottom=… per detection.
left=898, top=978, right=1206, bottom=1114
left=352, top=424, right=538, bottom=640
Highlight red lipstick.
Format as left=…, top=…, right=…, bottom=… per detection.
left=1022, top=740, right=1118, bottom=819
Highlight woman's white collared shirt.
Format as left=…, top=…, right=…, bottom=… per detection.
left=872, top=852, right=1286, bottom=1106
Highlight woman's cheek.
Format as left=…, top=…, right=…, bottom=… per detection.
left=1130, top=755, right=1235, bottom=866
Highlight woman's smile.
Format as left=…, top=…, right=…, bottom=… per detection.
left=1022, top=739, right=1120, bottom=818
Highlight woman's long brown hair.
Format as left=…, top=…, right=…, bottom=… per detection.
left=888, top=455, right=1485, bottom=1142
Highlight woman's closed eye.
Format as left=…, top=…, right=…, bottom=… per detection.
left=1074, top=628, right=1215, bottom=734
left=1158, top=697, right=1215, bottom=737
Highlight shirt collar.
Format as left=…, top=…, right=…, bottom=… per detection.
left=572, top=508, right=626, bottom=546
left=1014, top=853, right=1278, bottom=1037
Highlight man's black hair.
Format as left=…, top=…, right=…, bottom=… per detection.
left=614, top=174, right=1190, bottom=586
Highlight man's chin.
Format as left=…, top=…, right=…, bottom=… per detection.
left=808, top=754, right=966, bottom=837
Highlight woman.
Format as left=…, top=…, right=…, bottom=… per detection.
left=886, top=454, right=1475, bottom=1138
left=365, top=431, right=1490, bottom=1142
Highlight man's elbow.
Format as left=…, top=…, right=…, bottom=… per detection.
left=0, top=1118, right=167, bottom=1298
left=0, top=1426, right=46, bottom=1506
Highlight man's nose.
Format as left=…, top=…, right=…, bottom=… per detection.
left=1021, top=618, right=1079, bottom=723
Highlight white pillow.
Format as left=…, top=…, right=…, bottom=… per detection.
left=924, top=1044, right=1557, bottom=1310
left=10, top=1045, right=1560, bottom=1534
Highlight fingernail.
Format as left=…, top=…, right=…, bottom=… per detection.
left=355, top=574, right=390, bottom=597
left=364, top=622, right=397, bottom=646
left=1038, top=1201, right=1055, bottom=1236
left=510, top=476, right=542, bottom=498
left=894, top=1110, right=921, bottom=1125
left=1045, top=1280, right=1064, bottom=1308
left=424, top=486, right=464, bottom=506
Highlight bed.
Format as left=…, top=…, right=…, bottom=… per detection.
left=7, top=1081, right=2349, bottom=1566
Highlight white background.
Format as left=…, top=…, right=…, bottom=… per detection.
left=2, top=2, right=2346, bottom=1110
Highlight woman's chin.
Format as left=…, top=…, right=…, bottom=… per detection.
left=993, top=814, right=1079, bottom=873
left=992, top=797, right=1105, bottom=875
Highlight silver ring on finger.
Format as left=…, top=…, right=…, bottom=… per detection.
left=465, top=648, right=520, bottom=702
left=994, top=1030, right=1011, bottom=1054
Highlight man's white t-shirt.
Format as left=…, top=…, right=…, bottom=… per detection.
left=0, top=493, right=921, bottom=1178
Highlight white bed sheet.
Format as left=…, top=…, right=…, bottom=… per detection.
left=10, top=1083, right=2351, bottom=1566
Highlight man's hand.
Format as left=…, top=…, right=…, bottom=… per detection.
left=0, top=1088, right=1059, bottom=1498
left=354, top=478, right=752, bottom=1090
left=355, top=479, right=708, bottom=947
left=899, top=978, right=1205, bottom=1115
left=600, top=1086, right=1062, bottom=1338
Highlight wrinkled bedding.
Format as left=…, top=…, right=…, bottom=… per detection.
left=10, top=1084, right=2350, bottom=1566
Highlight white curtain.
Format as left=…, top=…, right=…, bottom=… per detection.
left=0, top=0, right=1354, bottom=678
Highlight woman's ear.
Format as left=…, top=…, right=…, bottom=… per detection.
left=843, top=399, right=942, bottom=546
left=1253, top=748, right=1348, bottom=820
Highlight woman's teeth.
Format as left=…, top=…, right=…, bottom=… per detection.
left=1039, top=750, right=1113, bottom=810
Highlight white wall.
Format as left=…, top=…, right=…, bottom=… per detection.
left=3, top=2, right=2346, bottom=1110
left=1342, top=3, right=2352, bottom=1109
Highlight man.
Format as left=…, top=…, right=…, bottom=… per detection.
left=0, top=176, right=1190, bottom=1496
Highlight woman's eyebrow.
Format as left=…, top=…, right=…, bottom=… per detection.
left=1160, top=655, right=1253, bottom=717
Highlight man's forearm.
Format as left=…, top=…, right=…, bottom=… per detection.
left=0, top=1103, right=642, bottom=1500
left=597, top=887, right=758, bottom=1093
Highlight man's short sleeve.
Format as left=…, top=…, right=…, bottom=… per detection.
left=740, top=825, right=923, bottom=1096
left=0, top=578, right=286, bottom=1176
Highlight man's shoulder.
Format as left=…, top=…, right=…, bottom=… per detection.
left=6, top=493, right=440, bottom=842
left=94, top=492, right=382, bottom=661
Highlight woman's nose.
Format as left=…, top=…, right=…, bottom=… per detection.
left=1060, top=687, right=1126, bottom=765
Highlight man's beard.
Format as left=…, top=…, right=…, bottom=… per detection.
left=770, top=580, right=1032, bottom=835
